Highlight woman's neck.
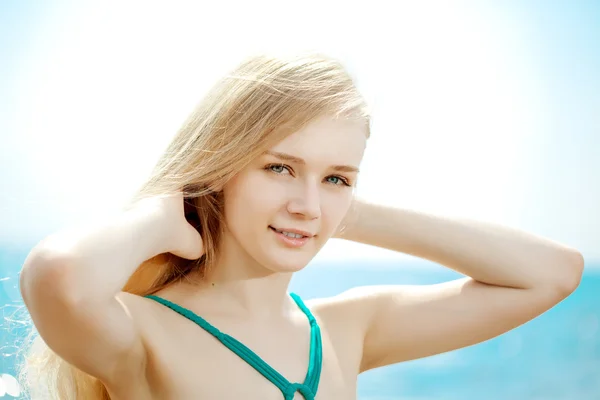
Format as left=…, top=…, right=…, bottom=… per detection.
left=170, top=245, right=297, bottom=320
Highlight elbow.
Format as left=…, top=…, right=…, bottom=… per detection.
left=20, top=247, right=76, bottom=309
left=552, top=250, right=585, bottom=297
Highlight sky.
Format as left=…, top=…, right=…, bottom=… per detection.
left=1, top=0, right=599, bottom=264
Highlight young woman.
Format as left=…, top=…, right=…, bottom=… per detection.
left=19, top=52, right=584, bottom=400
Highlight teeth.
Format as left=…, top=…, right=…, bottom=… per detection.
left=274, top=228, right=305, bottom=238
left=283, top=232, right=304, bottom=238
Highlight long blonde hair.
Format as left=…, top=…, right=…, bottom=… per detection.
left=18, top=51, right=371, bottom=399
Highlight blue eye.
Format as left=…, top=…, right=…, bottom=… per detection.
left=264, top=163, right=351, bottom=187
left=266, top=164, right=290, bottom=174
left=327, top=175, right=350, bottom=186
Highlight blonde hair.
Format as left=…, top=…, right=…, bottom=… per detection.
left=18, top=51, right=371, bottom=399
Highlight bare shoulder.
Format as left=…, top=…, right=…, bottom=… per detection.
left=113, top=291, right=172, bottom=343
left=302, top=287, right=381, bottom=345
left=303, top=289, right=377, bottom=337
left=115, top=291, right=158, bottom=319
left=301, top=290, right=379, bottom=371
left=98, top=292, right=156, bottom=398
left=105, top=291, right=194, bottom=398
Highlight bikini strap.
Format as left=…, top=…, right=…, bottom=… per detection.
left=144, top=293, right=322, bottom=399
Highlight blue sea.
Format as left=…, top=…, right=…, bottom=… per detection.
left=1, top=246, right=599, bottom=399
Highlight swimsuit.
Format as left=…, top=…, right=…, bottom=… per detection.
left=145, top=292, right=322, bottom=399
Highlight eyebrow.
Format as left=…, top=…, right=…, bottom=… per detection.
left=264, top=150, right=360, bottom=173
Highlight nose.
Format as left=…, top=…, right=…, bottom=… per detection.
left=286, top=179, right=321, bottom=220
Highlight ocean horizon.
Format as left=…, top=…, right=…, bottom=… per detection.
left=1, top=246, right=598, bottom=399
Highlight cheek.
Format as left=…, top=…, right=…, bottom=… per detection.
left=240, top=175, right=283, bottom=213
left=223, top=174, right=278, bottom=229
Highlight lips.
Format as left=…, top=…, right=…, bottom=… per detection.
left=269, top=226, right=314, bottom=238
left=269, top=226, right=313, bottom=248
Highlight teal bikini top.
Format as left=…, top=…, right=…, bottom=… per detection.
left=144, top=293, right=322, bottom=400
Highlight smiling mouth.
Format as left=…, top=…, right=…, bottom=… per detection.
left=268, top=226, right=312, bottom=239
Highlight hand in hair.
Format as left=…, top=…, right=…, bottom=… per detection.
left=133, top=191, right=205, bottom=260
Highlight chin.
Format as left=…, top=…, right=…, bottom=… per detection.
left=270, top=259, right=311, bottom=273
left=264, top=252, right=315, bottom=274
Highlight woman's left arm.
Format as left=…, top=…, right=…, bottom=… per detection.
left=334, top=198, right=584, bottom=372
left=338, top=199, right=584, bottom=291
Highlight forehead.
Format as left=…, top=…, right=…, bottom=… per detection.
left=269, top=115, right=367, bottom=165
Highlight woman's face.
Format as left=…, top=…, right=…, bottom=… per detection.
left=222, top=114, right=368, bottom=273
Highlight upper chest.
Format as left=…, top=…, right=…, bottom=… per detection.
left=135, top=296, right=362, bottom=400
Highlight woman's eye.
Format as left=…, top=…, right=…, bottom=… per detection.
left=326, top=176, right=350, bottom=186
left=266, top=164, right=290, bottom=174
left=265, top=164, right=350, bottom=187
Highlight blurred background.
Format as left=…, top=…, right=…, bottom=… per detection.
left=1, top=1, right=598, bottom=398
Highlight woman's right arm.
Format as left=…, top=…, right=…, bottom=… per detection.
left=20, top=205, right=178, bottom=387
